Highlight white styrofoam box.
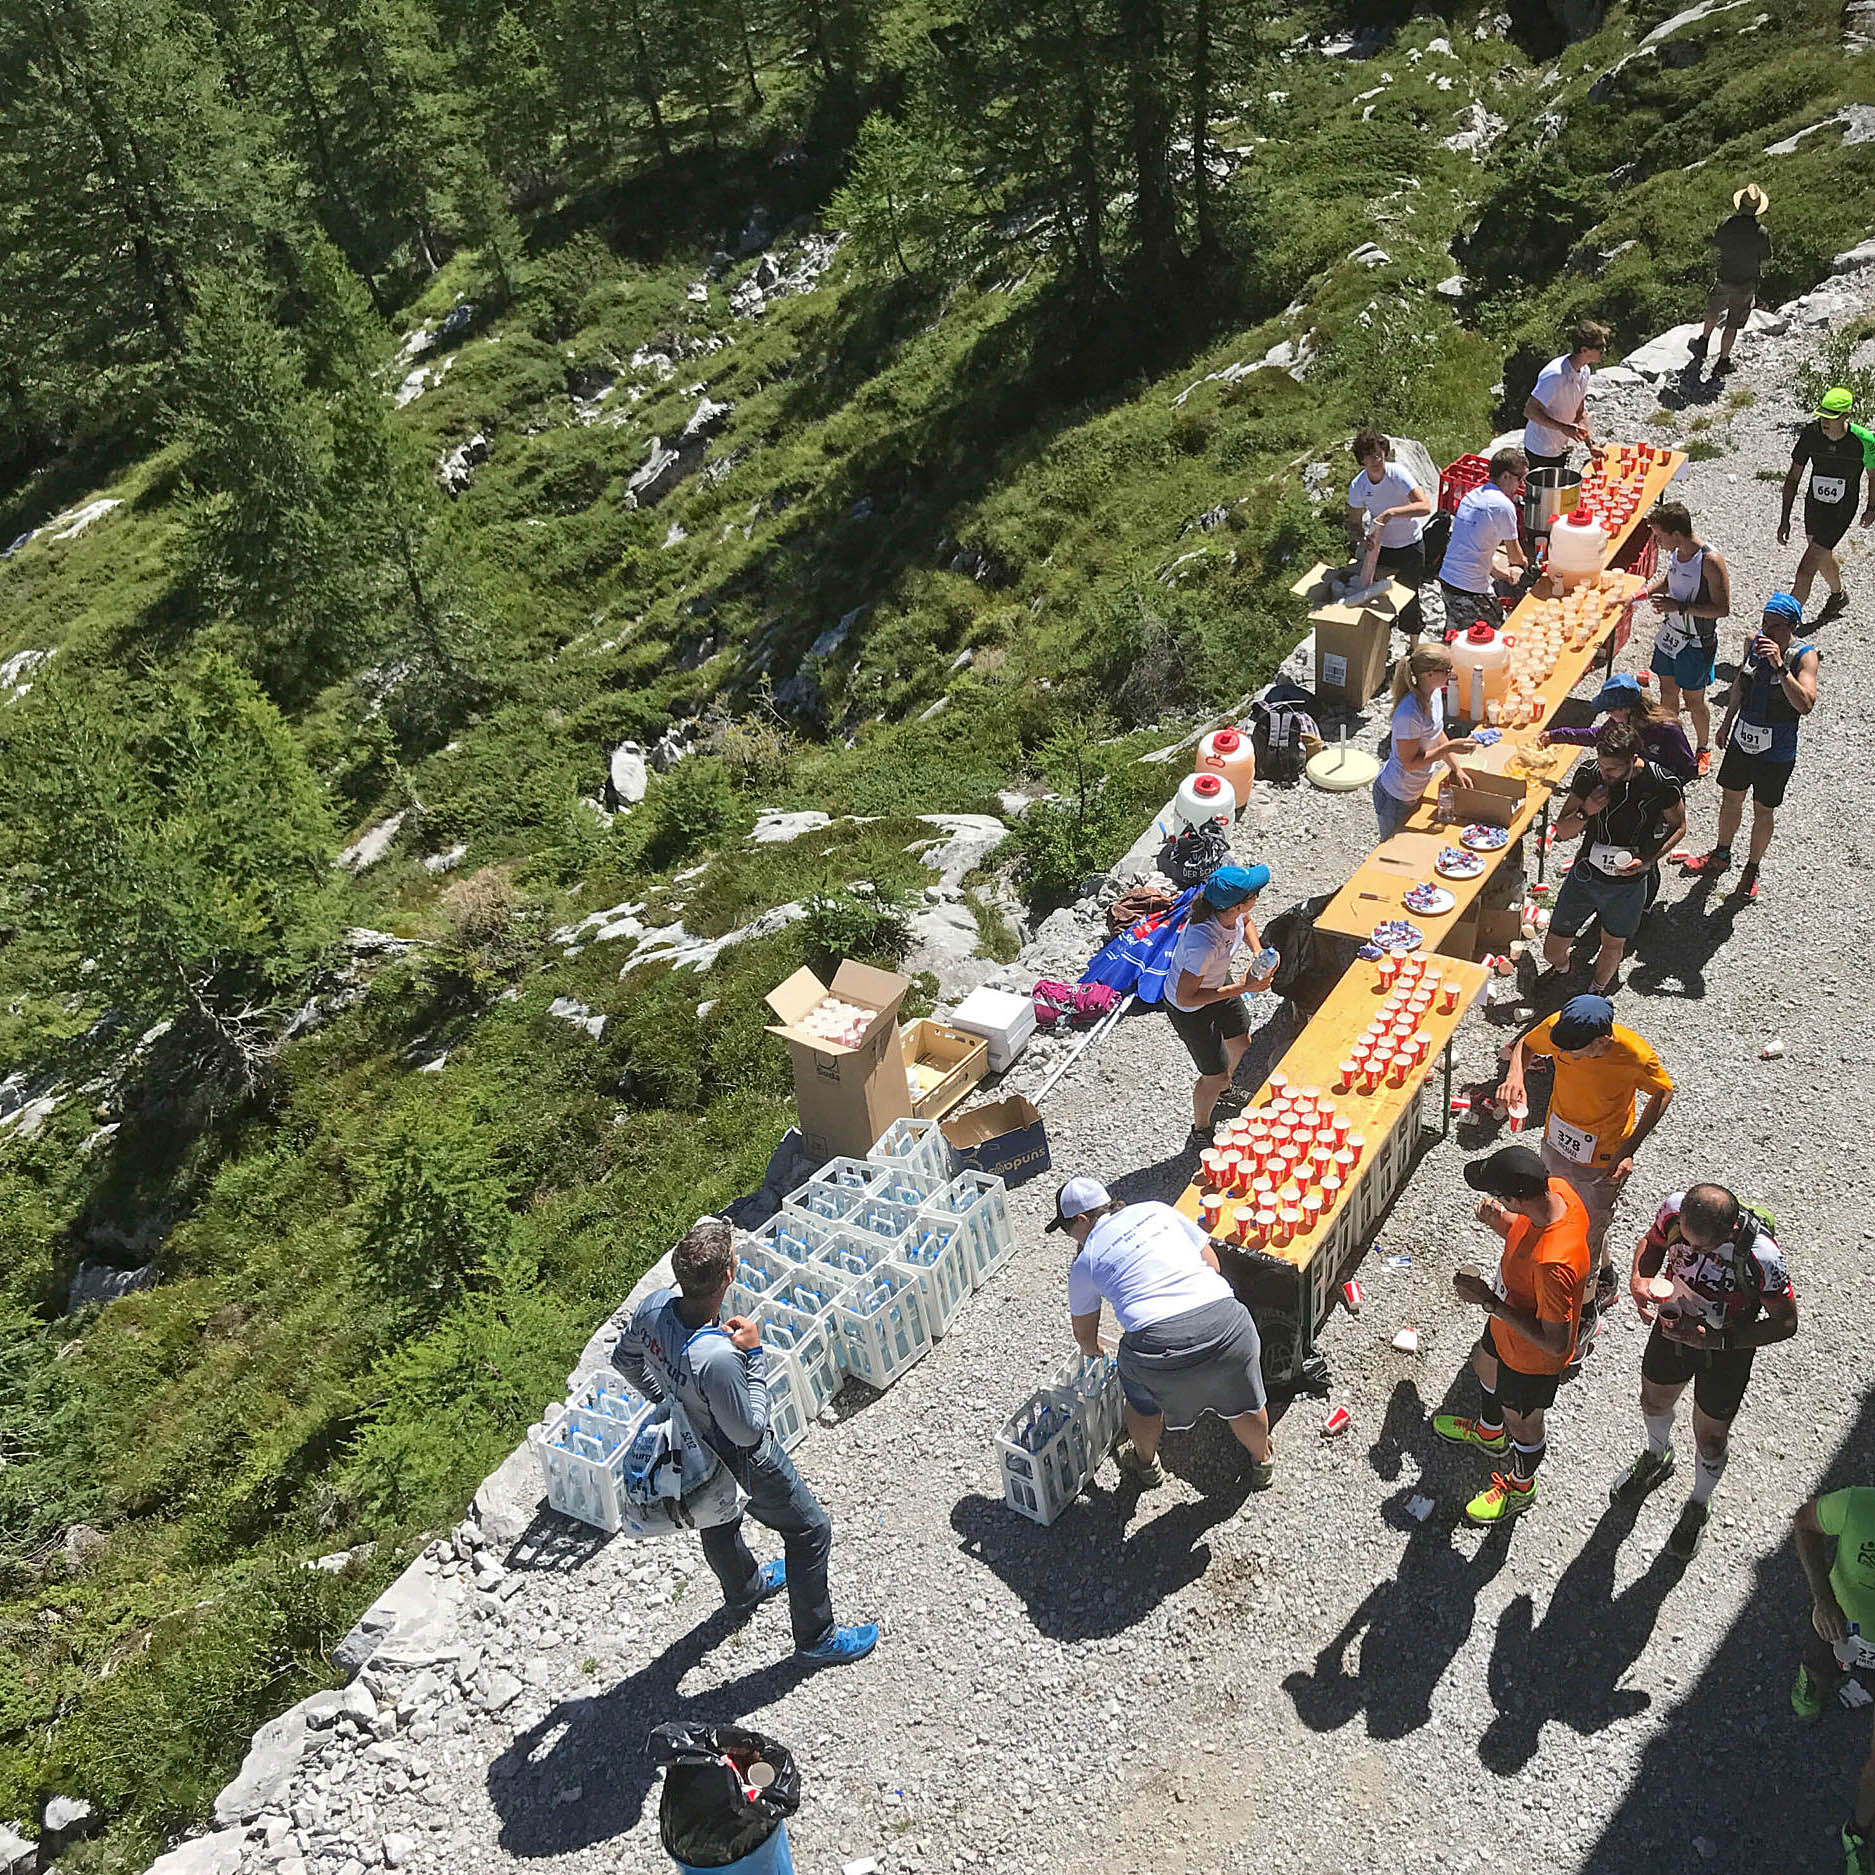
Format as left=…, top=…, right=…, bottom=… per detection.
left=1046, top=1350, right=1124, bottom=1461
left=892, top=1212, right=971, bottom=1340
left=996, top=1392, right=1094, bottom=1526
left=949, top=986, right=1037, bottom=1073
left=923, top=1170, right=1016, bottom=1289
left=867, top=1163, right=946, bottom=1211
left=783, top=1179, right=868, bottom=1229
left=755, top=1293, right=844, bottom=1418
left=845, top=1191, right=923, bottom=1254
left=744, top=1212, right=834, bottom=1266
left=833, top=1266, right=932, bottom=1391
left=806, top=1155, right=890, bottom=1195
left=757, top=1336, right=811, bottom=1451
left=811, top=1226, right=901, bottom=1286
left=869, top=1115, right=954, bottom=1184
left=532, top=1396, right=635, bottom=1532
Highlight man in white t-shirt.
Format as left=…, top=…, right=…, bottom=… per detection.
left=1346, top=427, right=1435, bottom=636
left=1522, top=320, right=1609, bottom=470
left=1438, top=448, right=1529, bottom=629
left=1053, top=1178, right=1275, bottom=1493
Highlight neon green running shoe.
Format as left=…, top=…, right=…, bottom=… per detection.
left=1432, top=1414, right=1509, bottom=1456
left=1793, top=1664, right=1826, bottom=1721
left=1845, top=1821, right=1874, bottom=1875
left=1466, top=1471, right=1538, bottom=1525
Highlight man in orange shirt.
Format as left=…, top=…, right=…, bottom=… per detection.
left=1498, top=994, right=1674, bottom=1332
left=1433, top=1146, right=1592, bottom=1525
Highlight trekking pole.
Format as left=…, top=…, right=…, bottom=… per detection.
left=1032, top=993, right=1133, bottom=1108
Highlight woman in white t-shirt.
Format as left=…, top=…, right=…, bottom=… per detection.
left=1373, top=644, right=1478, bottom=841
left=1346, top=428, right=1435, bottom=597
left=1052, top=1178, right=1275, bottom=1491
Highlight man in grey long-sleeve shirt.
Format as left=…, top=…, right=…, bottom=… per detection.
left=613, top=1216, right=878, bottom=1666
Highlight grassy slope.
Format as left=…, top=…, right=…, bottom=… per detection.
left=2, top=3, right=1873, bottom=1864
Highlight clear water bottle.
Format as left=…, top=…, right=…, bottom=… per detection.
left=1252, top=945, right=1279, bottom=986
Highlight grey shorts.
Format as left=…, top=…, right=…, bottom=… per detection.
left=1706, top=279, right=1755, bottom=332
left=1118, top=1297, right=1266, bottom=1428
left=1552, top=859, right=1650, bottom=942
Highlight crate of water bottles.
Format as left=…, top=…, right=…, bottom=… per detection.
left=743, top=1210, right=836, bottom=1268
left=845, top=1190, right=926, bottom=1256
left=832, top=1265, right=932, bottom=1392
left=783, top=1176, right=871, bottom=1230
left=919, top=1170, right=1016, bottom=1290
left=805, top=1155, right=891, bottom=1198
left=1045, top=1349, right=1124, bottom=1461
left=529, top=1372, right=647, bottom=1533
left=891, top=1210, right=972, bottom=1340
left=867, top=1162, right=948, bottom=1212
left=748, top=1291, right=844, bottom=1421
left=746, top=1326, right=813, bottom=1452
left=996, top=1390, right=1096, bottom=1526
left=868, top=1115, right=954, bottom=1184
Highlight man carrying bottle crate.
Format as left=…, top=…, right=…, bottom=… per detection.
left=613, top=1217, right=879, bottom=1667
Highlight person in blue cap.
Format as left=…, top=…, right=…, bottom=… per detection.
left=1683, top=592, right=1820, bottom=901
left=1163, top=863, right=1278, bottom=1153
left=1538, top=672, right=1696, bottom=783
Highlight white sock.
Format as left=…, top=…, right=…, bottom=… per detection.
left=1692, top=1450, right=1727, bottom=1506
left=1644, top=1412, right=1675, bottom=1458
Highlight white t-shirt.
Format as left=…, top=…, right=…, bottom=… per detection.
left=1439, top=484, right=1519, bottom=595
left=1164, top=911, right=1240, bottom=1014
left=1067, top=1202, right=1233, bottom=1333
left=1377, top=689, right=1445, bottom=805
left=1523, top=354, right=1590, bottom=458
left=1348, top=464, right=1428, bottom=549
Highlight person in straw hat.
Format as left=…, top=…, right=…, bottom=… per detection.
left=1690, top=184, right=1771, bottom=377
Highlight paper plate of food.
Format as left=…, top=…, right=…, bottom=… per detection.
left=1402, top=882, right=1457, bottom=916
left=1369, top=919, right=1424, bottom=954
left=1460, top=823, right=1511, bottom=852
left=1435, top=846, right=1487, bottom=880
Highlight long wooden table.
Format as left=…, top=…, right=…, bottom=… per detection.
left=1178, top=956, right=1490, bottom=1383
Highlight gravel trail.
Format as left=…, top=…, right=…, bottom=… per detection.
left=272, top=270, right=1875, bottom=1875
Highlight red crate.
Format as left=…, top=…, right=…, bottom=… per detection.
left=1439, top=453, right=1491, bottom=514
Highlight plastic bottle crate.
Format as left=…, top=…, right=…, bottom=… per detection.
left=891, top=1214, right=971, bottom=1341
left=869, top=1115, right=954, bottom=1184
left=1046, top=1351, right=1124, bottom=1460
left=922, top=1171, right=1016, bottom=1289
left=868, top=1165, right=947, bottom=1211
left=754, top=1292, right=844, bottom=1419
left=734, top=1239, right=815, bottom=1302
left=996, top=1392, right=1094, bottom=1526
left=531, top=1395, right=637, bottom=1533
left=754, top=1335, right=812, bottom=1452
left=810, top=1226, right=900, bottom=1287
left=844, top=1193, right=924, bottom=1255
left=742, top=1212, right=833, bottom=1266
left=1438, top=452, right=1491, bottom=515
left=833, top=1266, right=932, bottom=1392
left=783, top=1179, right=868, bottom=1229
left=805, top=1155, right=890, bottom=1195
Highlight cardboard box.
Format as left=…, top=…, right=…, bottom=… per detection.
left=941, top=1096, right=1051, bottom=1187
left=765, top=961, right=914, bottom=1161
left=1291, top=562, right=1413, bottom=705
left=1435, top=769, right=1526, bottom=829
left=900, top=1020, right=989, bottom=1121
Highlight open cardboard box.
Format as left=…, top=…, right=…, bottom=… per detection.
left=1436, top=768, right=1526, bottom=829
left=765, top=960, right=914, bottom=1160
left=900, top=1019, right=989, bottom=1122
left=1290, top=561, right=1412, bottom=704
left=941, top=1095, right=1051, bottom=1187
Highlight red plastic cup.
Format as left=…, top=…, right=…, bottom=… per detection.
left=1265, top=1072, right=1289, bottom=1105
left=1359, top=1062, right=1383, bottom=1095
left=1301, top=1190, right=1323, bottom=1232
left=1199, top=1192, right=1224, bottom=1231
left=1439, top=982, right=1460, bottom=1014
left=1322, top=1405, right=1353, bottom=1437
left=1346, top=1132, right=1367, bottom=1163
left=1275, top=1205, right=1300, bottom=1246
left=1335, top=1059, right=1357, bottom=1093
left=1386, top=1052, right=1410, bottom=1089
left=1321, top=1172, right=1344, bottom=1207
left=1253, top=1207, right=1277, bottom=1248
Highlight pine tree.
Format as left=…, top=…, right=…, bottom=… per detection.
left=830, top=107, right=968, bottom=280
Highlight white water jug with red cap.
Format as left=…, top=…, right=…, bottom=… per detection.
left=1547, top=508, right=1607, bottom=589
left=1173, top=769, right=1236, bottom=828
left=1444, top=622, right=1511, bottom=726
left=1194, top=725, right=1256, bottom=802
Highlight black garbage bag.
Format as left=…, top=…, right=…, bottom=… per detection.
left=650, top=1723, right=801, bottom=1868
left=1258, top=891, right=1342, bottom=1016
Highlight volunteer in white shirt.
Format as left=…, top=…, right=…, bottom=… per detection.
left=1346, top=428, right=1435, bottom=634
left=1438, top=448, right=1529, bottom=630
left=1053, top=1179, right=1275, bottom=1493
left=1522, top=320, right=1609, bottom=470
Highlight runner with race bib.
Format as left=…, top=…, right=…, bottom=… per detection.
left=1498, top=994, right=1675, bottom=1341
left=1641, top=501, right=1731, bottom=777
left=1792, top=1487, right=1875, bottom=1875
left=1777, top=385, right=1875, bottom=624
left=1609, top=1184, right=1798, bottom=1561
left=1683, top=592, right=1820, bottom=902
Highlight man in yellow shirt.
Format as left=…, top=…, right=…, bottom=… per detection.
left=1792, top=1489, right=1875, bottom=1875
left=1498, top=994, right=1674, bottom=1321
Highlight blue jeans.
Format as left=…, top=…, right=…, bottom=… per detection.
left=699, top=1434, right=834, bottom=1652
left=1373, top=775, right=1416, bottom=842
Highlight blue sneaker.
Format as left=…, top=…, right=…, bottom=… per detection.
left=796, top=1622, right=879, bottom=1666
left=728, top=1560, right=787, bottom=1614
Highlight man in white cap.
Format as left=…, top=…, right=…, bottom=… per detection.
left=1691, top=185, right=1771, bottom=377
left=1051, top=1178, right=1275, bottom=1493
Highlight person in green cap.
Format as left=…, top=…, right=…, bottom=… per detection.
left=1779, top=387, right=1875, bottom=623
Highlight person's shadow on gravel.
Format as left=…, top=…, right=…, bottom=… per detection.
left=484, top=1605, right=813, bottom=1858
left=1282, top=1379, right=1515, bottom=1740
left=1477, top=1498, right=1678, bottom=1774
left=1625, top=873, right=1742, bottom=1001
left=950, top=1417, right=1254, bottom=1643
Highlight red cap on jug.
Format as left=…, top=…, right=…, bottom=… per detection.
left=1211, top=728, right=1241, bottom=752
left=1466, top=622, right=1496, bottom=642
left=1192, top=773, right=1222, bottom=796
